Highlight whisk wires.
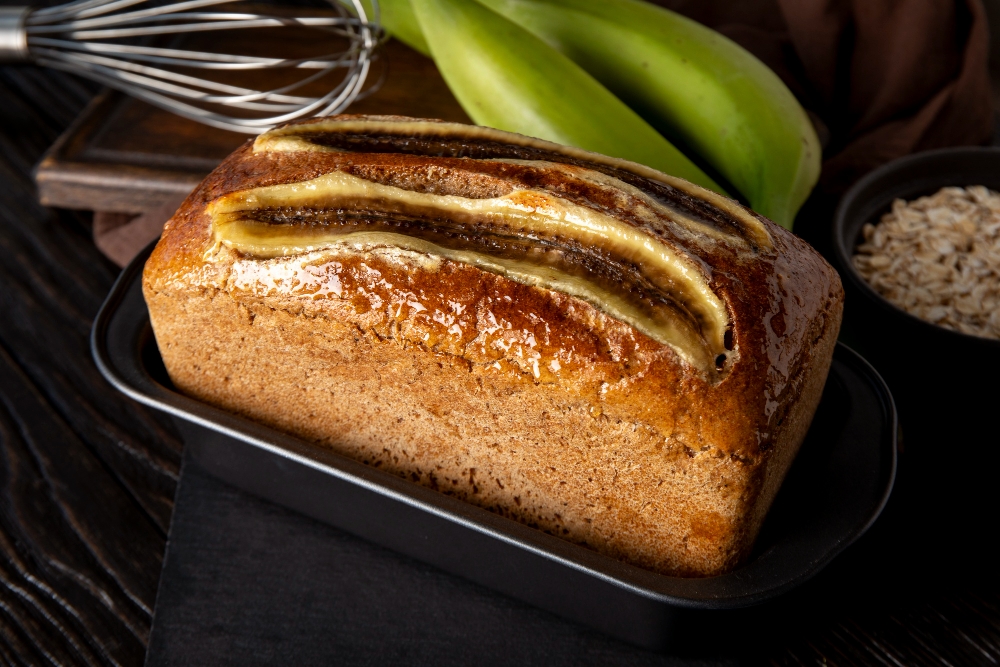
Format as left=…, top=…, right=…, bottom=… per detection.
left=16, top=0, right=383, bottom=133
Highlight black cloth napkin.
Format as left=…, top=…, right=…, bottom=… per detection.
left=145, top=451, right=733, bottom=667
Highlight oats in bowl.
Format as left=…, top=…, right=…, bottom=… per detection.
left=852, top=185, right=1000, bottom=340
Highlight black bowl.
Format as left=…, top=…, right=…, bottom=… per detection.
left=832, top=147, right=1000, bottom=445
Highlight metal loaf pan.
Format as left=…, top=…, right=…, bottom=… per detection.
left=93, top=242, right=897, bottom=649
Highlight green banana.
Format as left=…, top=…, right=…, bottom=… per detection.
left=472, top=0, right=820, bottom=229
left=397, top=0, right=726, bottom=194
left=360, top=0, right=431, bottom=56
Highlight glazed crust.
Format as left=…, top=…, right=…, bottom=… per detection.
left=143, top=116, right=843, bottom=577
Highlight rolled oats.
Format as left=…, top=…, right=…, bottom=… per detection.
left=852, top=185, right=1000, bottom=340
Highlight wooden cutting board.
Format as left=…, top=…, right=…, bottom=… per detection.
left=34, top=38, right=469, bottom=216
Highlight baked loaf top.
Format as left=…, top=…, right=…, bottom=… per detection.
left=144, top=115, right=844, bottom=576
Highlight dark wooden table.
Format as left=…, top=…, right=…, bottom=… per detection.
left=2, top=63, right=1000, bottom=665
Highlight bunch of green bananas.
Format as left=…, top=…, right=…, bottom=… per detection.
left=364, top=0, right=820, bottom=230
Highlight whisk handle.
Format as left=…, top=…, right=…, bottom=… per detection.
left=0, top=7, right=30, bottom=63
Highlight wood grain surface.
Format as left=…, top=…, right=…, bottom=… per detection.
left=2, top=44, right=1000, bottom=667
left=0, top=64, right=182, bottom=666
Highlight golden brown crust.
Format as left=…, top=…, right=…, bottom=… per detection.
left=143, top=116, right=843, bottom=576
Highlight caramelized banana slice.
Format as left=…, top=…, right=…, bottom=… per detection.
left=208, top=170, right=731, bottom=374
left=254, top=116, right=772, bottom=250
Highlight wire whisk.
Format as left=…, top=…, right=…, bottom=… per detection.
left=0, top=0, right=382, bottom=133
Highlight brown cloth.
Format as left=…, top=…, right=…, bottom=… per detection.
left=652, top=0, right=993, bottom=195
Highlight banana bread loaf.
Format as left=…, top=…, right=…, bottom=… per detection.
left=143, top=115, right=843, bottom=577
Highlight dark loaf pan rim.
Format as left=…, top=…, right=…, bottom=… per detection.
left=92, top=239, right=897, bottom=649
